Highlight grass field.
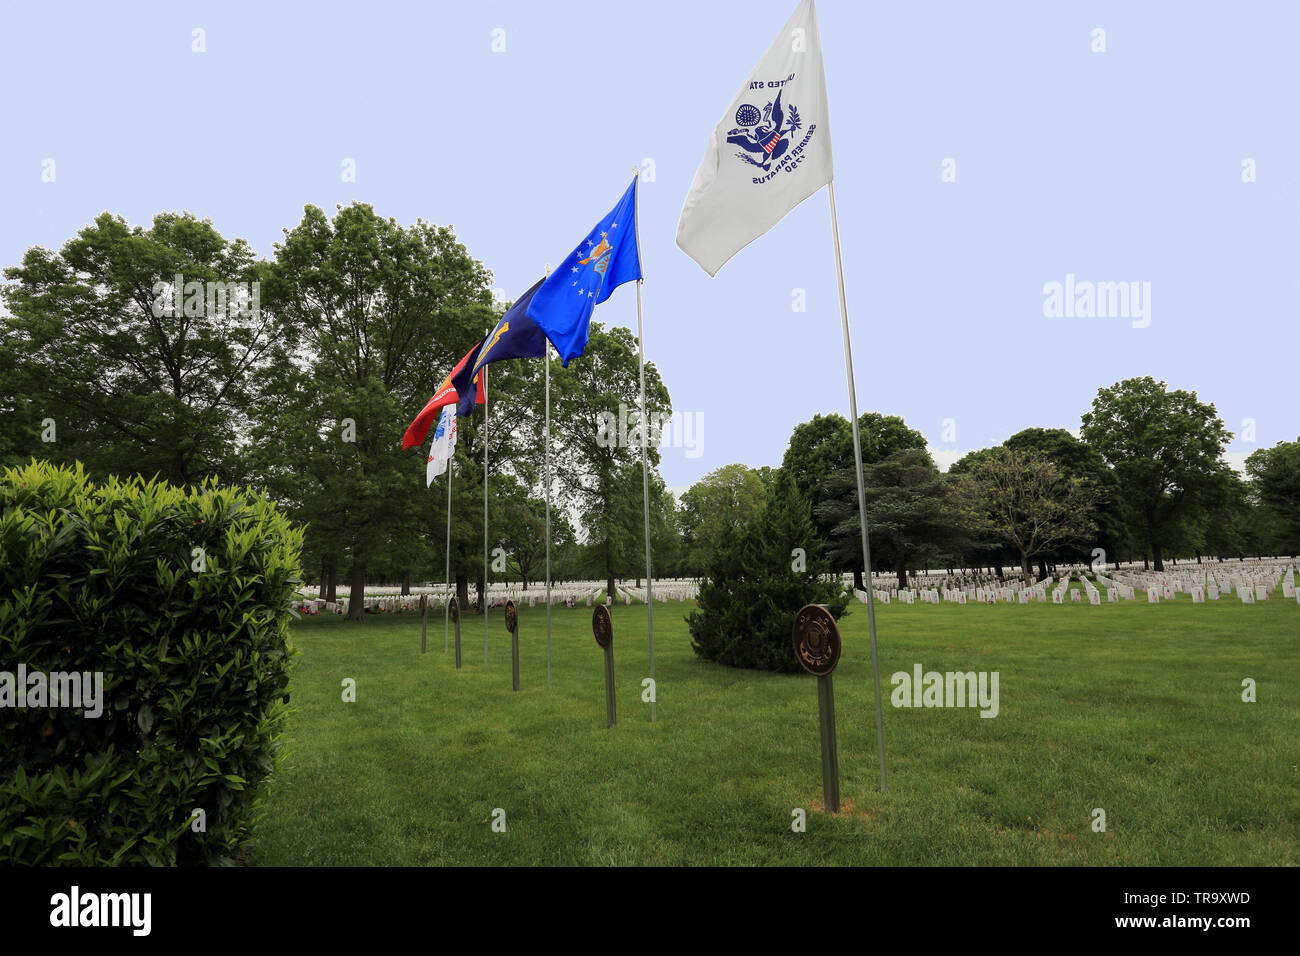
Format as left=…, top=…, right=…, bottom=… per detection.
left=252, top=585, right=1299, bottom=865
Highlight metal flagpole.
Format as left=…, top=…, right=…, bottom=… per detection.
left=483, top=344, right=490, bottom=665
left=444, top=451, right=453, bottom=653
left=544, top=265, right=553, bottom=688
left=828, top=180, right=887, bottom=793
left=632, top=168, right=655, bottom=723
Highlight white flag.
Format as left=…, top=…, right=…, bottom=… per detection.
left=426, top=406, right=457, bottom=486
left=676, top=0, right=833, bottom=277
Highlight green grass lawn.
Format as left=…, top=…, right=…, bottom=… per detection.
left=252, top=588, right=1300, bottom=865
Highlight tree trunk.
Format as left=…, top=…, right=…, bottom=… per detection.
left=1152, top=541, right=1164, bottom=572
left=995, top=563, right=1004, bottom=579
left=1022, top=552, right=1034, bottom=582
left=401, top=571, right=411, bottom=596
left=346, top=561, right=366, bottom=622
left=325, top=562, right=337, bottom=603
left=456, top=572, right=469, bottom=613
left=853, top=568, right=865, bottom=592
left=475, top=577, right=485, bottom=613
left=1037, top=557, right=1048, bottom=580
left=895, top=557, right=907, bottom=590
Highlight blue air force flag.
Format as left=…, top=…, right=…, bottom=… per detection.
left=526, top=178, right=641, bottom=366
left=456, top=278, right=548, bottom=417
left=676, top=0, right=833, bottom=276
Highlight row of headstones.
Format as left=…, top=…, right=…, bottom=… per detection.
left=866, top=574, right=1045, bottom=603
left=861, top=581, right=1047, bottom=605
left=1107, top=566, right=1294, bottom=602
left=852, top=559, right=1293, bottom=596
left=1106, top=561, right=1292, bottom=595
left=849, top=571, right=1040, bottom=591
left=315, top=583, right=709, bottom=615
left=614, top=582, right=702, bottom=604
left=855, top=575, right=1299, bottom=607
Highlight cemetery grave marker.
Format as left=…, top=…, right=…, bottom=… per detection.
left=505, top=600, right=520, bottom=691
left=793, top=604, right=843, bottom=814
left=592, top=605, right=616, bottom=728
left=450, top=596, right=462, bottom=669
left=420, top=594, right=428, bottom=653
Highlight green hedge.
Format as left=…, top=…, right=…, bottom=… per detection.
left=0, top=461, right=302, bottom=865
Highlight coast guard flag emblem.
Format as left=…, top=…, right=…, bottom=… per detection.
left=676, top=0, right=833, bottom=276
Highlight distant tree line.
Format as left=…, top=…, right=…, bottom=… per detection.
left=4, top=211, right=1297, bottom=613
left=678, top=380, right=1299, bottom=589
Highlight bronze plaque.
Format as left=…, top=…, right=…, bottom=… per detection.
left=505, top=600, right=518, bottom=633
left=592, top=604, right=612, bottom=649
left=792, top=604, right=840, bottom=676
left=448, top=596, right=459, bottom=622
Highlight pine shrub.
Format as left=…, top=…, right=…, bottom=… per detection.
left=688, top=472, right=849, bottom=671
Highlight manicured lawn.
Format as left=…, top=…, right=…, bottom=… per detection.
left=252, top=589, right=1300, bottom=865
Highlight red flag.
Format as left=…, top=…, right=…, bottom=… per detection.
left=402, top=346, right=486, bottom=449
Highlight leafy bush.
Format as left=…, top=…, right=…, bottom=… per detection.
left=0, top=460, right=302, bottom=865
left=688, top=472, right=849, bottom=671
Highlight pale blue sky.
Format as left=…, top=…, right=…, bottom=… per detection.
left=2, top=1, right=1296, bottom=490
